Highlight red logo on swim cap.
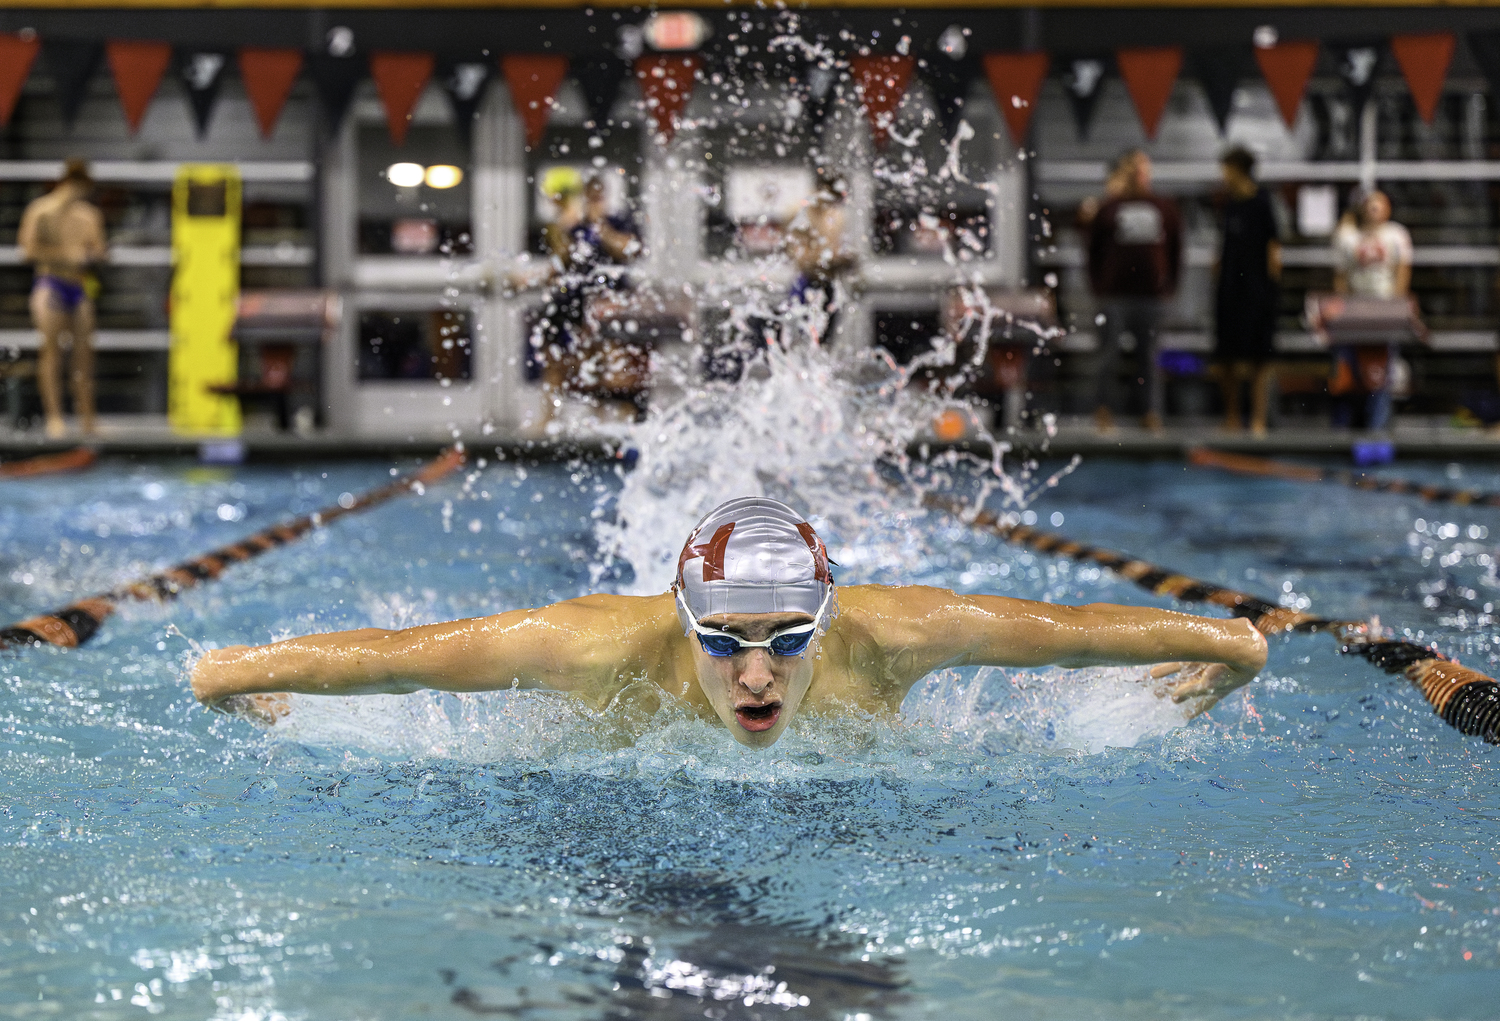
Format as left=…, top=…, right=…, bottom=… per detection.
left=795, top=522, right=832, bottom=584
left=675, top=522, right=736, bottom=587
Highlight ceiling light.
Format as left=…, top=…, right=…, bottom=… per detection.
left=424, top=165, right=464, bottom=189
left=386, top=162, right=424, bottom=188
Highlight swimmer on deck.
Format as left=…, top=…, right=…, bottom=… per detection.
left=191, top=498, right=1268, bottom=747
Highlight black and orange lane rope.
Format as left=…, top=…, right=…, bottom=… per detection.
left=1189, top=447, right=1500, bottom=507
left=0, top=446, right=97, bottom=480
left=0, top=447, right=464, bottom=652
left=924, top=492, right=1500, bottom=745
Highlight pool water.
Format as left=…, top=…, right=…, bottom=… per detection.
left=2, top=453, right=1497, bottom=1020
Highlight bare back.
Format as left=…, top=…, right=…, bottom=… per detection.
left=19, top=190, right=106, bottom=278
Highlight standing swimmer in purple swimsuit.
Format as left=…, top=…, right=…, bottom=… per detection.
left=18, top=159, right=107, bottom=438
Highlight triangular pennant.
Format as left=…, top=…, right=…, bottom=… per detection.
left=1061, top=56, right=1109, bottom=140
left=1253, top=39, right=1319, bottom=130
left=1186, top=45, right=1250, bottom=135
left=441, top=59, right=492, bottom=145
left=1469, top=31, right=1500, bottom=101
left=307, top=53, right=364, bottom=133
left=634, top=54, right=698, bottom=143
left=239, top=48, right=302, bottom=138
left=572, top=50, right=628, bottom=128
left=1391, top=32, right=1455, bottom=124
left=1116, top=45, right=1182, bottom=140
left=850, top=54, right=913, bottom=148
left=0, top=34, right=40, bottom=128
left=174, top=48, right=228, bottom=138
left=106, top=40, right=171, bottom=135
left=918, top=54, right=977, bottom=141
left=1331, top=43, right=1381, bottom=116
left=500, top=54, right=567, bottom=147
left=43, top=40, right=102, bottom=130
left=369, top=50, right=433, bottom=146
left=982, top=52, right=1049, bottom=145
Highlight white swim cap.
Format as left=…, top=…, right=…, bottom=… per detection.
left=674, top=497, right=834, bottom=628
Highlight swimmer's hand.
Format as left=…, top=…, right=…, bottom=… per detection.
left=191, top=648, right=291, bottom=725
left=215, top=694, right=292, bottom=726
left=1146, top=660, right=1258, bottom=716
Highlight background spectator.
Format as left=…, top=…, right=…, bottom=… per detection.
left=1087, top=149, right=1182, bottom=433
left=1213, top=146, right=1282, bottom=438
left=18, top=159, right=106, bottom=438
left=1331, top=189, right=1412, bottom=431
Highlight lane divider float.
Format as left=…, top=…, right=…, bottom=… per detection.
left=1189, top=446, right=1500, bottom=507
left=0, top=447, right=464, bottom=651
left=0, top=447, right=97, bottom=480
left=924, top=492, right=1500, bottom=745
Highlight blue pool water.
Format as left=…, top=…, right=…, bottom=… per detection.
left=2, top=454, right=1497, bottom=1019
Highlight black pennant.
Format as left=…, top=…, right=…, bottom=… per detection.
left=1332, top=42, right=1381, bottom=116
left=1062, top=56, right=1109, bottom=140
left=918, top=54, right=978, bottom=141
left=175, top=49, right=229, bottom=138
left=1186, top=45, right=1251, bottom=135
left=307, top=53, right=365, bottom=133
left=441, top=59, right=491, bottom=145
left=572, top=50, right=627, bottom=129
left=42, top=40, right=101, bottom=131
left=1471, top=31, right=1500, bottom=100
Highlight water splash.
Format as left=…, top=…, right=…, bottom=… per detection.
left=591, top=339, right=1067, bottom=596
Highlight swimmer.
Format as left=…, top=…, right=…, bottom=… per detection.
left=18, top=159, right=107, bottom=438
left=191, top=497, right=1268, bottom=747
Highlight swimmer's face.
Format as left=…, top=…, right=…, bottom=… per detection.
left=689, top=611, right=819, bottom=749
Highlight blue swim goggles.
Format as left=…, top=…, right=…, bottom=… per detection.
left=675, top=587, right=832, bottom=658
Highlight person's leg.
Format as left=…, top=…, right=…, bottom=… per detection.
left=1250, top=361, right=1274, bottom=437
left=29, top=284, right=67, bottom=437
left=1134, top=299, right=1165, bottom=432
left=1093, top=301, right=1124, bottom=429
left=1330, top=346, right=1355, bottom=429
left=1365, top=344, right=1395, bottom=432
left=68, top=299, right=97, bottom=435
left=1218, top=361, right=1244, bottom=432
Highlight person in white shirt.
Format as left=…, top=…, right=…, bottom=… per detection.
left=1330, top=189, right=1412, bottom=430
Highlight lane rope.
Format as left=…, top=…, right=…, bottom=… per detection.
left=924, top=492, right=1500, bottom=745
left=1189, top=446, right=1500, bottom=507
left=0, top=448, right=464, bottom=651
left=0, top=447, right=97, bottom=480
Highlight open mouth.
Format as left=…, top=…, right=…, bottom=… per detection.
left=734, top=701, right=782, bottom=733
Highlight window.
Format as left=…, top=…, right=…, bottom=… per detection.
left=358, top=309, right=472, bottom=381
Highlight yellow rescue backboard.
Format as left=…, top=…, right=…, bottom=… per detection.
left=169, top=164, right=242, bottom=436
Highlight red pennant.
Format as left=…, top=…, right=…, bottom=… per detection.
left=634, top=54, right=697, bottom=142
left=238, top=48, right=302, bottom=139
left=369, top=51, right=434, bottom=145
left=1254, top=40, right=1318, bottom=130
left=0, top=34, right=40, bottom=127
left=1391, top=32, right=1455, bottom=124
left=850, top=54, right=913, bottom=148
left=1116, top=46, right=1182, bottom=139
left=106, top=40, right=171, bottom=134
left=500, top=54, right=568, bottom=147
left=982, top=52, right=1049, bottom=146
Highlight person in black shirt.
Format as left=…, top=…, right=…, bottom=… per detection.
left=1213, top=147, right=1282, bottom=437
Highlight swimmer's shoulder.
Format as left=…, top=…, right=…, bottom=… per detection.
left=832, top=583, right=969, bottom=631
left=513, top=591, right=673, bottom=630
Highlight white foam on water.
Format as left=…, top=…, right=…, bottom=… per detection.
left=908, top=665, right=1206, bottom=756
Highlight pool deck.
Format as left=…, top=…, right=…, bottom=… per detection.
left=2, top=414, right=1500, bottom=462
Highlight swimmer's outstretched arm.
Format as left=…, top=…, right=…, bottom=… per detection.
left=190, top=594, right=659, bottom=712
left=854, top=585, right=1268, bottom=713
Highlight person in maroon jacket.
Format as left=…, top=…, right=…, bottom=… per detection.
left=1087, top=150, right=1182, bottom=433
